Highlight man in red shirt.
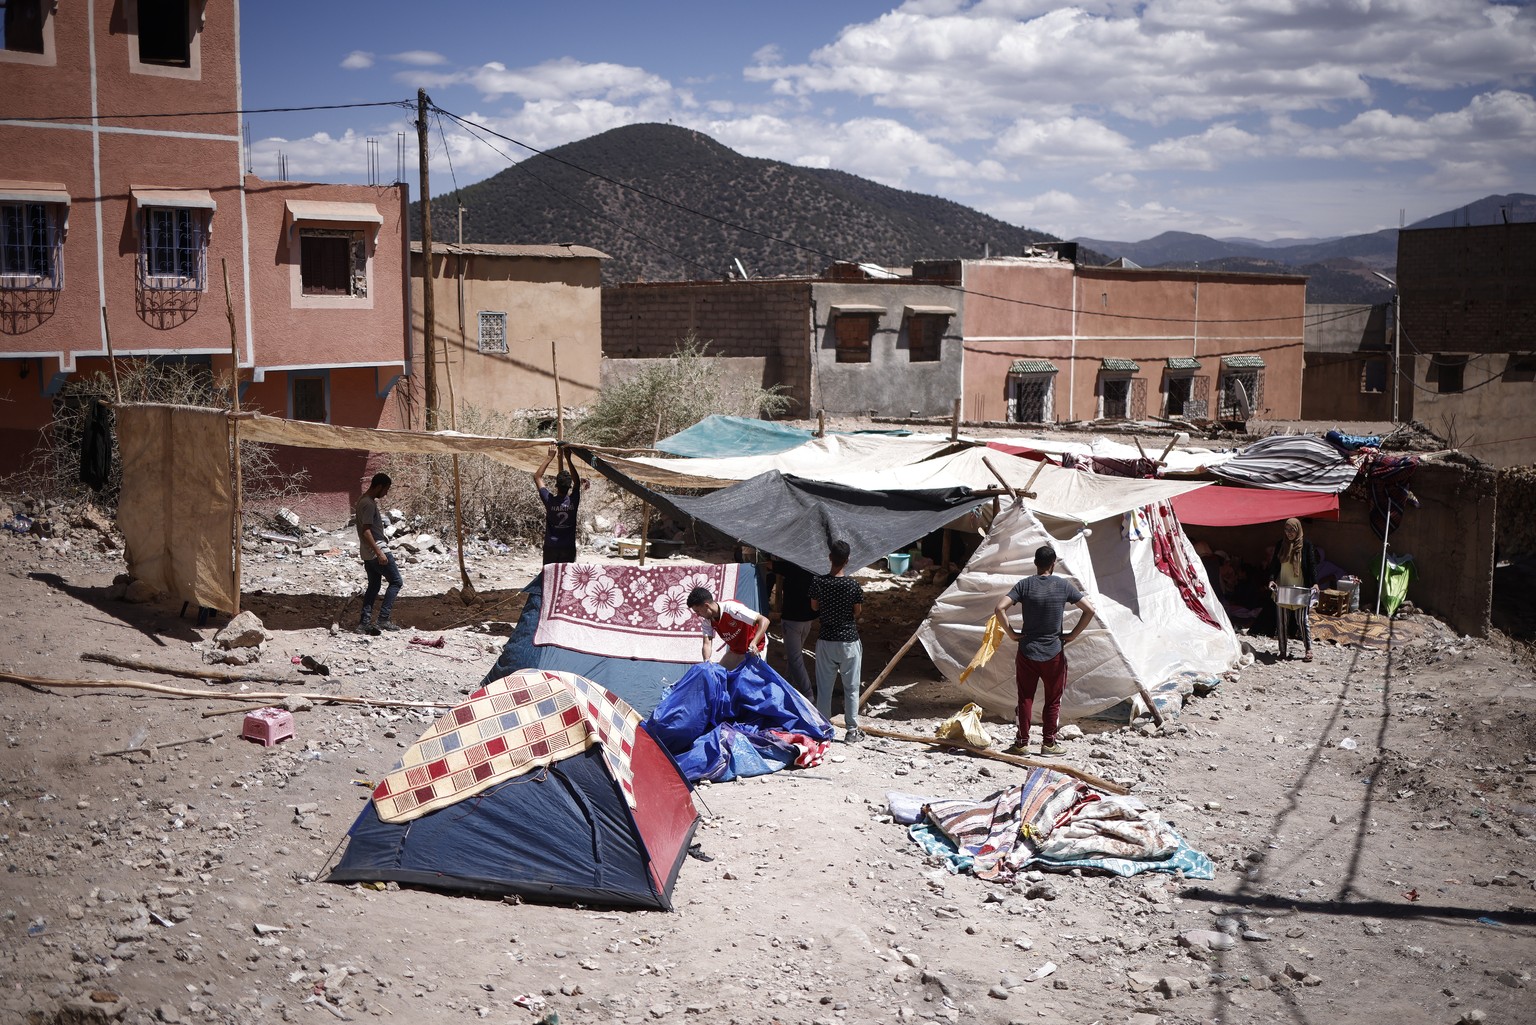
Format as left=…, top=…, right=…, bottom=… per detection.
left=687, top=586, right=769, bottom=670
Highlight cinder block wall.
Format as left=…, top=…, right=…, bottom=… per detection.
left=602, top=282, right=813, bottom=415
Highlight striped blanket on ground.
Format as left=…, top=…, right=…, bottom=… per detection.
left=371, top=669, right=639, bottom=823
left=534, top=562, right=742, bottom=662
left=916, top=768, right=1216, bottom=881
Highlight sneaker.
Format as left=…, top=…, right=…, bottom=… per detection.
left=356, top=623, right=380, bottom=637
left=1004, top=742, right=1031, bottom=756
left=844, top=727, right=866, bottom=744
left=1040, top=742, right=1067, bottom=756
left=377, top=620, right=405, bottom=633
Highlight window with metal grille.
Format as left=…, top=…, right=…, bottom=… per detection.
left=2, top=0, right=46, bottom=53
left=136, top=0, right=189, bottom=66
left=139, top=207, right=206, bottom=291
left=1219, top=369, right=1263, bottom=417
left=299, top=229, right=366, bottom=297
left=834, top=314, right=874, bottom=364
left=1164, top=373, right=1195, bottom=416
left=1361, top=358, right=1387, bottom=394
left=478, top=311, right=508, bottom=353
left=0, top=202, right=62, bottom=290
left=1009, top=374, right=1054, bottom=422
left=906, top=313, right=944, bottom=362
left=1100, top=375, right=1131, bottom=419
left=291, top=376, right=327, bottom=423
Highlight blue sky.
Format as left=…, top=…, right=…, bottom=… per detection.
left=241, top=0, right=1536, bottom=243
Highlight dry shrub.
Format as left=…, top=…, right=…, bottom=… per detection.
left=382, top=405, right=550, bottom=545
left=12, top=362, right=305, bottom=511
left=573, top=332, right=789, bottom=450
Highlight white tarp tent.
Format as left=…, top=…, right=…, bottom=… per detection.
left=917, top=502, right=1241, bottom=722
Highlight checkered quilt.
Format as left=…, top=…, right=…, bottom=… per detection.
left=371, top=669, right=640, bottom=824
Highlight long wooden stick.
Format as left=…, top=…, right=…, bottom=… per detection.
left=82, top=652, right=296, bottom=684
left=1157, top=435, right=1181, bottom=463
left=859, top=625, right=924, bottom=708
left=97, top=731, right=224, bottom=759
left=222, top=259, right=244, bottom=616
left=2, top=671, right=453, bottom=710
left=101, top=305, right=123, bottom=404
left=859, top=725, right=1128, bottom=795
left=980, top=455, right=1019, bottom=501
left=1020, top=457, right=1047, bottom=497
left=551, top=338, right=563, bottom=441
left=1135, top=683, right=1166, bottom=727
left=203, top=703, right=282, bottom=719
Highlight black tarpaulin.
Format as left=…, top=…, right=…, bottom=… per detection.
left=586, top=455, right=988, bottom=575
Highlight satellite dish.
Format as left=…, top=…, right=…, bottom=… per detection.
left=1233, top=379, right=1252, bottom=420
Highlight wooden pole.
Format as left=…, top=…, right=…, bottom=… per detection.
left=551, top=338, right=564, bottom=441
left=2, top=670, right=454, bottom=710
left=940, top=527, right=953, bottom=576
left=84, top=651, right=294, bottom=684
left=950, top=398, right=961, bottom=441
left=1132, top=435, right=1149, bottom=463
left=100, top=306, right=123, bottom=404
left=980, top=455, right=1019, bottom=501
left=816, top=409, right=825, bottom=438
left=858, top=725, right=1128, bottom=794
left=1156, top=434, right=1181, bottom=463
left=638, top=410, right=663, bottom=568
left=222, top=259, right=243, bottom=616
left=858, top=625, right=923, bottom=708
left=1135, top=683, right=1166, bottom=728
left=417, top=88, right=438, bottom=430
left=1019, top=457, right=1047, bottom=498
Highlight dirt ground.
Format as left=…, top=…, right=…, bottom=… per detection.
left=0, top=500, right=1532, bottom=1025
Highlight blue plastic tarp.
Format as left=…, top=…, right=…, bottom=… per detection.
left=655, top=415, right=912, bottom=459
left=646, top=657, right=833, bottom=782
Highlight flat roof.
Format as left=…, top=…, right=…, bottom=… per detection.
left=410, top=241, right=610, bottom=260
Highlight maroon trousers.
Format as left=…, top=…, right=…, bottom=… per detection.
left=1015, top=651, right=1067, bottom=745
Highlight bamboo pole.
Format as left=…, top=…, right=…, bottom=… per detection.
left=858, top=625, right=923, bottom=709
left=100, top=306, right=123, bottom=404
left=222, top=259, right=243, bottom=615
left=859, top=725, right=1128, bottom=795
left=1, top=671, right=454, bottom=710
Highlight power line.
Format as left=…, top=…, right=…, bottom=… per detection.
left=445, top=114, right=726, bottom=281
left=432, top=105, right=1380, bottom=329
left=4, top=100, right=413, bottom=122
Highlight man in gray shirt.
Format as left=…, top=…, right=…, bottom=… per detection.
left=992, top=545, right=1095, bottom=756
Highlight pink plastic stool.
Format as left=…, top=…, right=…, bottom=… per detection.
left=241, top=707, right=294, bottom=747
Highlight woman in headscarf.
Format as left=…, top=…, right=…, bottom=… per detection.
left=1266, top=517, right=1318, bottom=661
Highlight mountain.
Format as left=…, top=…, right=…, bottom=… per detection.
left=1074, top=193, right=1535, bottom=302
left=422, top=123, right=1067, bottom=283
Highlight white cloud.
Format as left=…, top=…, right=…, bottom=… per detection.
left=993, top=117, right=1134, bottom=164
left=409, top=57, right=675, bottom=104
left=339, top=50, right=373, bottom=71
left=389, top=50, right=448, bottom=67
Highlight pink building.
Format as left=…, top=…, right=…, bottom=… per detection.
left=0, top=1, right=411, bottom=513
left=954, top=256, right=1306, bottom=424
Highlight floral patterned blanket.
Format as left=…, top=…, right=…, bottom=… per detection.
left=533, top=562, right=742, bottom=662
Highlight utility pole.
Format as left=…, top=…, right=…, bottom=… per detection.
left=1372, top=271, right=1399, bottom=424
left=417, top=89, right=437, bottom=430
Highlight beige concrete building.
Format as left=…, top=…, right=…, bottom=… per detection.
left=1397, top=223, right=1536, bottom=467
left=410, top=242, right=608, bottom=423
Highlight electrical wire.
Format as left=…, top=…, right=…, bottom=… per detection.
left=431, top=104, right=1378, bottom=329
left=445, top=113, right=741, bottom=281
left=4, top=100, right=413, bottom=122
